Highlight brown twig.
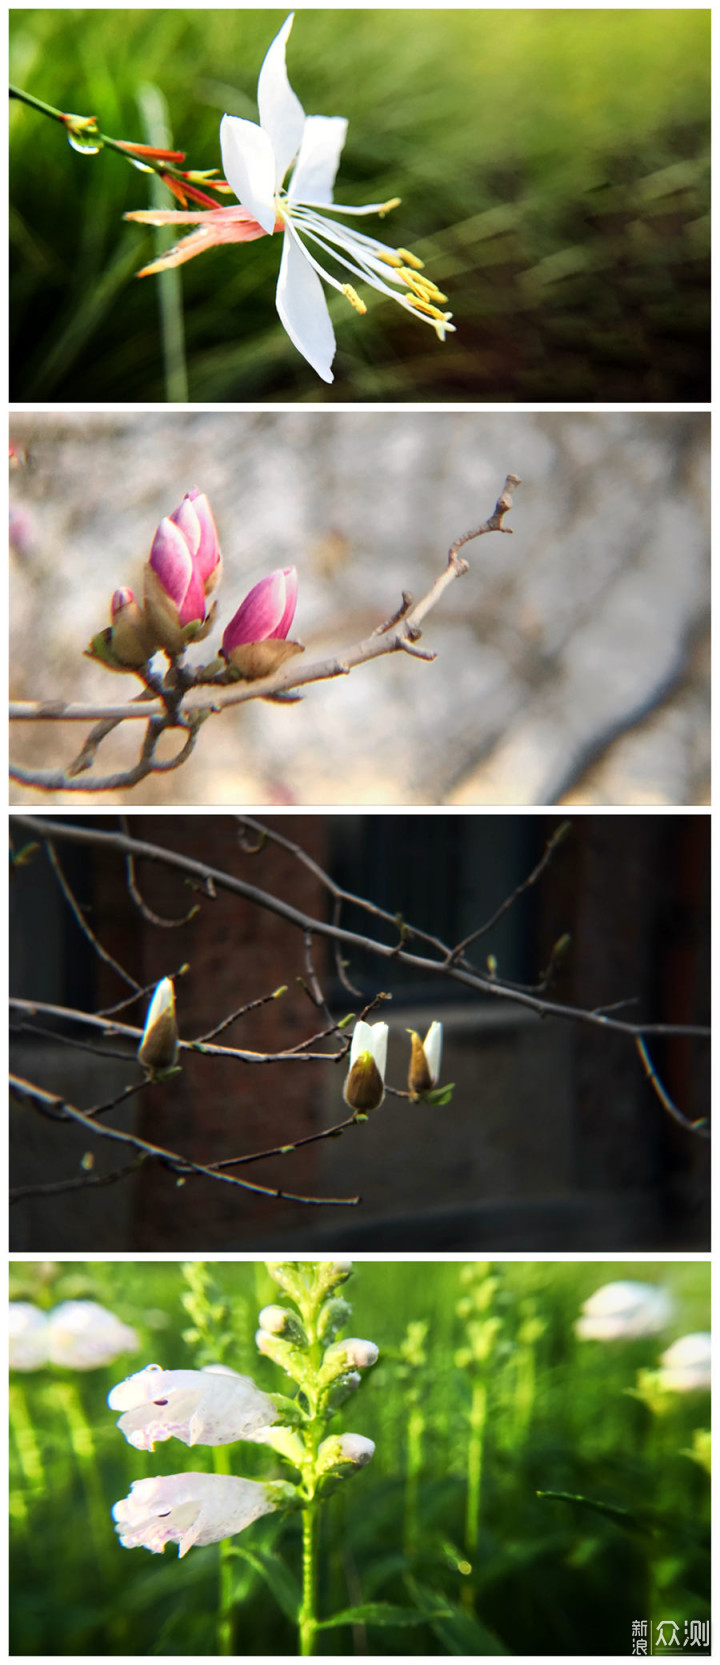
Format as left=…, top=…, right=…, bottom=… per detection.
left=9, top=1074, right=360, bottom=1206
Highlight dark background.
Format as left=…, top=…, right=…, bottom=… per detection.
left=10, top=812, right=710, bottom=1252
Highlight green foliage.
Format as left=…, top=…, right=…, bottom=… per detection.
left=10, top=1259, right=710, bottom=1655
left=10, top=9, right=709, bottom=401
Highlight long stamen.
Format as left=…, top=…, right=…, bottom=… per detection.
left=289, top=210, right=454, bottom=334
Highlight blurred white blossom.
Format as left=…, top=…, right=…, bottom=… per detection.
left=657, top=1333, right=711, bottom=1393
left=9, top=1303, right=49, bottom=1371
left=575, top=1281, right=672, bottom=1341
left=10, top=1300, right=139, bottom=1371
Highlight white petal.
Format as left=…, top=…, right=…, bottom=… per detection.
left=288, top=114, right=348, bottom=206
left=257, top=12, right=306, bottom=187
left=220, top=115, right=278, bottom=235
left=144, top=977, right=174, bottom=1029
left=112, top=1472, right=275, bottom=1557
left=423, top=1021, right=443, bottom=1085
left=276, top=229, right=335, bottom=382
left=371, top=1023, right=388, bottom=1081
left=108, top=1365, right=276, bottom=1449
left=349, top=1020, right=374, bottom=1066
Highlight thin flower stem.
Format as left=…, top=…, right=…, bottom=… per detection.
left=299, top=1506, right=319, bottom=1656
left=465, top=1378, right=487, bottom=1560
left=137, top=82, right=189, bottom=403
left=214, top=1447, right=235, bottom=1656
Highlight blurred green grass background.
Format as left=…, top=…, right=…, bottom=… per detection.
left=10, top=1259, right=710, bottom=1655
left=9, top=8, right=710, bottom=402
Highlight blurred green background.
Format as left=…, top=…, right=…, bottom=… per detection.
left=10, top=1259, right=710, bottom=1655
left=9, top=8, right=710, bottom=402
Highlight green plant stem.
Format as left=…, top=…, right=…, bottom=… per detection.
left=404, top=1404, right=424, bottom=1554
left=213, top=1447, right=234, bottom=1655
left=299, top=1505, right=319, bottom=1656
left=137, top=82, right=189, bottom=402
left=9, top=83, right=200, bottom=193
left=465, top=1379, right=487, bottom=1558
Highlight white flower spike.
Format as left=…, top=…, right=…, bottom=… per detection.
left=108, top=1364, right=277, bottom=1450
left=112, top=1472, right=277, bottom=1557
left=343, top=1020, right=388, bottom=1113
left=128, top=14, right=454, bottom=382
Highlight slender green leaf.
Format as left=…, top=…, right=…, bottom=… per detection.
left=317, top=1600, right=452, bottom=1630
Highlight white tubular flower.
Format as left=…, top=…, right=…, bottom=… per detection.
left=137, top=977, right=178, bottom=1077
left=219, top=13, right=454, bottom=381
left=112, top=1472, right=277, bottom=1558
left=46, top=1302, right=139, bottom=1370
left=108, top=1364, right=277, bottom=1450
left=343, top=1020, right=388, bottom=1113
left=657, top=1333, right=711, bottom=1393
left=575, top=1281, right=672, bottom=1341
left=407, top=1021, right=443, bottom=1098
left=9, top=1303, right=49, bottom=1371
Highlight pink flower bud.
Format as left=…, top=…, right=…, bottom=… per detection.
left=149, top=518, right=207, bottom=627
left=170, top=488, right=222, bottom=596
left=221, top=567, right=298, bottom=657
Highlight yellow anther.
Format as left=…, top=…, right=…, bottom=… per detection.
left=408, top=274, right=448, bottom=302
left=342, top=283, right=367, bottom=315
left=378, top=197, right=402, bottom=216
left=397, top=269, right=449, bottom=305
left=404, top=293, right=445, bottom=320
left=397, top=247, right=425, bottom=270
left=377, top=251, right=405, bottom=268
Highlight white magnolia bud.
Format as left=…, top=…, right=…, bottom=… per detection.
left=343, top=1022, right=388, bottom=1112
left=137, top=978, right=178, bottom=1076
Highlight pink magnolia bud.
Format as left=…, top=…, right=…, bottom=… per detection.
left=143, top=494, right=222, bottom=655
left=170, top=488, right=222, bottom=596
left=221, top=567, right=298, bottom=656
left=149, top=518, right=207, bottom=627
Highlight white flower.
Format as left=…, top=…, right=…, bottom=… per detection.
left=112, top=1471, right=277, bottom=1558
left=657, top=1333, right=711, bottom=1393
left=108, top=1363, right=277, bottom=1449
left=407, top=1020, right=443, bottom=1097
left=343, top=1020, right=388, bottom=1112
left=575, top=1281, right=672, bottom=1341
left=219, top=13, right=454, bottom=381
left=9, top=1303, right=49, bottom=1371
left=137, top=977, right=178, bottom=1076
left=46, top=1301, right=139, bottom=1370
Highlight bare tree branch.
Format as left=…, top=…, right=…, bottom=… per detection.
left=9, top=1075, right=360, bottom=1207
left=9, top=477, right=521, bottom=793
left=11, top=817, right=710, bottom=1045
